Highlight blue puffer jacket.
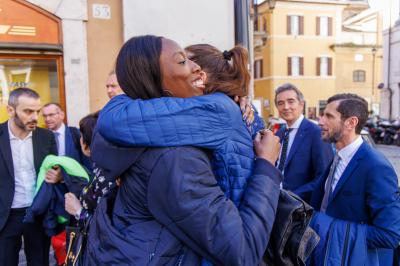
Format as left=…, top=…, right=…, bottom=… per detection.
left=98, top=93, right=264, bottom=206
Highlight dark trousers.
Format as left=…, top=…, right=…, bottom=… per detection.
left=0, top=208, right=50, bottom=266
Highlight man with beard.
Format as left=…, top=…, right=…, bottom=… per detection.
left=0, top=88, right=59, bottom=266
left=310, top=93, right=400, bottom=265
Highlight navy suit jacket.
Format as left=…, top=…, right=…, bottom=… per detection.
left=276, top=118, right=333, bottom=200
left=63, top=126, right=91, bottom=170
left=0, top=121, right=57, bottom=231
left=310, top=141, right=400, bottom=263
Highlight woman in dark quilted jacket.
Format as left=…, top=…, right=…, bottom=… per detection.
left=81, top=35, right=282, bottom=265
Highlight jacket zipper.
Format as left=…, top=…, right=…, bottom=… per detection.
left=323, top=220, right=334, bottom=266
left=341, top=222, right=351, bottom=266
left=175, top=253, right=185, bottom=266
left=147, top=226, right=164, bottom=265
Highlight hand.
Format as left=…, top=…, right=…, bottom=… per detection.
left=234, top=95, right=254, bottom=126
left=254, top=129, right=281, bottom=165
left=45, top=166, right=63, bottom=184
left=65, top=192, right=82, bottom=216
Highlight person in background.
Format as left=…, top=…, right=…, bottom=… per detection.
left=42, top=103, right=90, bottom=170
left=310, top=93, right=400, bottom=265
left=42, top=102, right=91, bottom=266
left=64, top=111, right=100, bottom=222
left=0, top=88, right=59, bottom=266
left=105, top=70, right=124, bottom=99
left=274, top=83, right=333, bottom=201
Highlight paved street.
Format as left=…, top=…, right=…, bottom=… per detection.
left=377, top=144, right=400, bottom=178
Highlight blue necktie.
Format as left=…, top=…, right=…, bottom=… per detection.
left=54, top=132, right=60, bottom=154
left=277, top=128, right=293, bottom=172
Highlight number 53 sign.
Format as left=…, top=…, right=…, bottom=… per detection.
left=92, top=4, right=111, bottom=19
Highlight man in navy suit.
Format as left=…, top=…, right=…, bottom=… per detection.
left=42, top=103, right=90, bottom=170
left=310, top=93, right=400, bottom=264
left=0, top=88, right=59, bottom=266
left=274, top=83, right=333, bottom=201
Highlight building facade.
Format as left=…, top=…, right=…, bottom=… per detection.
left=0, top=0, right=234, bottom=126
left=334, top=7, right=383, bottom=115
left=253, top=0, right=381, bottom=119
left=381, top=0, right=400, bottom=120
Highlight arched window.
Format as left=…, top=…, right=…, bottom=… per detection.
left=353, top=70, right=366, bottom=82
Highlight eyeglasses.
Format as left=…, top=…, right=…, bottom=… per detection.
left=42, top=112, right=59, bottom=118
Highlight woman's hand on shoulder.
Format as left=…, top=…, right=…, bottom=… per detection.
left=254, top=129, right=281, bottom=165
left=234, top=95, right=254, bottom=126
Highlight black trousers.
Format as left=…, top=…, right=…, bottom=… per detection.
left=0, top=208, right=50, bottom=266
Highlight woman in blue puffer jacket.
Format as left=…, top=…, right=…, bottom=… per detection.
left=97, top=44, right=265, bottom=207
left=83, top=35, right=282, bottom=265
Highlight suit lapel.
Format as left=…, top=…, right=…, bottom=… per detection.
left=276, top=128, right=284, bottom=143
left=329, top=142, right=367, bottom=203
left=285, top=119, right=309, bottom=167
left=0, top=122, right=15, bottom=178
left=32, top=129, right=42, bottom=172
left=64, top=126, right=71, bottom=155
left=275, top=129, right=285, bottom=167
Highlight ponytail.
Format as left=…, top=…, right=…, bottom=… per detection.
left=185, top=44, right=250, bottom=97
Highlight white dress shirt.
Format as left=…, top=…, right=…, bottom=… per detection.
left=8, top=122, right=37, bottom=208
left=277, top=114, right=304, bottom=169
left=327, top=135, right=363, bottom=192
left=54, top=123, right=66, bottom=156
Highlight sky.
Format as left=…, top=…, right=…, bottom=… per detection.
left=256, top=0, right=398, bottom=27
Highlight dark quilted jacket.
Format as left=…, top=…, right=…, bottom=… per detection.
left=84, top=132, right=281, bottom=265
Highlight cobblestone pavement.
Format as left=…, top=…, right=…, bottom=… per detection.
left=376, top=144, right=400, bottom=178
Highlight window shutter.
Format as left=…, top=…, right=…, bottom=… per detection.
left=253, top=61, right=257, bottom=79
left=317, top=57, right=321, bottom=75
left=263, top=18, right=267, bottom=31
left=299, top=16, right=304, bottom=35
left=260, top=59, right=264, bottom=77
left=287, top=16, right=291, bottom=35
left=328, top=57, right=332, bottom=75
left=328, top=17, right=333, bottom=36
left=288, top=57, right=292, bottom=75
left=316, top=17, right=320, bottom=35
left=299, top=57, right=304, bottom=75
